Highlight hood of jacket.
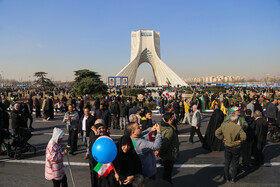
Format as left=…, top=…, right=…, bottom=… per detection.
left=51, top=128, right=65, bottom=143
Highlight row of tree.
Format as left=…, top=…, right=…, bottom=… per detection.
left=33, top=69, right=107, bottom=96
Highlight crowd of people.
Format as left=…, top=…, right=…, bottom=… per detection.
left=1, top=86, right=280, bottom=186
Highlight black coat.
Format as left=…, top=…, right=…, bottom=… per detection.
left=95, top=109, right=111, bottom=129
left=89, top=133, right=116, bottom=187
left=11, top=109, right=25, bottom=132
left=78, top=114, right=96, bottom=136
left=244, top=116, right=256, bottom=142
left=203, top=109, right=224, bottom=151
left=255, top=118, right=268, bottom=144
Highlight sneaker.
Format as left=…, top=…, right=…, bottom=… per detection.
left=47, top=117, right=50, bottom=121
left=231, top=179, right=235, bottom=184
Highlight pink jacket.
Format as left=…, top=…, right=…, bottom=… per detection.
left=45, top=128, right=65, bottom=180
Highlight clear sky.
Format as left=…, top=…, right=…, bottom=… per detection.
left=0, top=0, right=280, bottom=82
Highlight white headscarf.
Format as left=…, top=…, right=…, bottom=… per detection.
left=51, top=127, right=65, bottom=143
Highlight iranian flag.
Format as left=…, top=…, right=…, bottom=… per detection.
left=166, top=78, right=171, bottom=87
left=142, top=131, right=153, bottom=141
left=1, top=143, right=6, bottom=152
left=93, top=162, right=114, bottom=178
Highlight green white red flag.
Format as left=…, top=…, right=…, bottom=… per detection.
left=93, top=162, right=114, bottom=178
left=1, top=143, right=6, bottom=152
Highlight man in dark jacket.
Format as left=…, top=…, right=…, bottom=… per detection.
left=78, top=108, right=96, bottom=159
left=253, top=110, right=268, bottom=166
left=241, top=109, right=256, bottom=167
left=110, top=99, right=120, bottom=129
left=23, top=99, right=33, bottom=129
left=157, top=113, right=179, bottom=184
left=266, top=99, right=277, bottom=124
left=95, top=103, right=111, bottom=131
left=35, top=98, right=41, bottom=118
left=11, top=103, right=25, bottom=134
left=215, top=111, right=246, bottom=183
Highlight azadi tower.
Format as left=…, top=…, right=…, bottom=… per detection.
left=116, top=30, right=187, bottom=87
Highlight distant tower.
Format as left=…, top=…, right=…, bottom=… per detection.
left=116, top=30, right=187, bottom=86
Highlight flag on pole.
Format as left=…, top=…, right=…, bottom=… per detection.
left=1, top=143, right=6, bottom=152
left=93, top=162, right=114, bottom=178
left=166, top=78, right=171, bottom=87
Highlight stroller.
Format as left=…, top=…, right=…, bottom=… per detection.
left=2, top=128, right=36, bottom=159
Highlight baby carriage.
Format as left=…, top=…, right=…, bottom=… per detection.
left=2, top=128, right=36, bottom=159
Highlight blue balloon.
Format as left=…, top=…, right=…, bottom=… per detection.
left=92, top=136, right=117, bottom=164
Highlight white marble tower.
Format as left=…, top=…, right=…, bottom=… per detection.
left=116, top=30, right=187, bottom=87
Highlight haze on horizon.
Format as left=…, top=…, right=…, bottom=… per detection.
left=0, top=0, right=279, bottom=83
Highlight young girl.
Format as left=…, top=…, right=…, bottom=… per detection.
left=45, top=128, right=68, bottom=187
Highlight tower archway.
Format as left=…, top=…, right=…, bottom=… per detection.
left=116, top=30, right=187, bottom=87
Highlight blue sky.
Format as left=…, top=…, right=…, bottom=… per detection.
left=0, top=0, right=279, bottom=82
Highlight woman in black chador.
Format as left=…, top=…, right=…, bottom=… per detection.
left=113, top=135, right=142, bottom=187
left=203, top=105, right=225, bottom=151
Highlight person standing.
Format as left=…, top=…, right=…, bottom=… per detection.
left=246, top=99, right=255, bottom=117
left=215, top=112, right=247, bottom=183
left=189, top=105, right=204, bottom=144
left=127, top=122, right=162, bottom=179
left=253, top=110, right=268, bottom=166
left=182, top=99, right=191, bottom=125
left=23, top=99, right=33, bottom=129
left=48, top=96, right=54, bottom=120
left=42, top=97, right=50, bottom=121
left=156, top=113, right=179, bottom=184
left=78, top=108, right=96, bottom=159
left=63, top=105, right=79, bottom=155
left=35, top=97, right=41, bottom=118
left=266, top=99, right=277, bottom=124
left=95, top=103, right=111, bottom=132
left=111, top=98, right=120, bottom=129
left=203, top=105, right=224, bottom=151
left=11, top=103, right=24, bottom=135
left=45, top=127, right=68, bottom=187
left=113, top=135, right=143, bottom=186
left=119, top=100, right=127, bottom=130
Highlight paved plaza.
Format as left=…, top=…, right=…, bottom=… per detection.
left=1, top=113, right=280, bottom=187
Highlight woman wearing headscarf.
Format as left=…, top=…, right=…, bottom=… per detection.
left=45, top=127, right=68, bottom=187
left=113, top=135, right=142, bottom=187
left=203, top=105, right=225, bottom=151
left=89, top=120, right=116, bottom=187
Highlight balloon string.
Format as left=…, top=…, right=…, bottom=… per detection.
left=111, top=163, right=122, bottom=185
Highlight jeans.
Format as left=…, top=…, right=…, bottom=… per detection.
left=52, top=175, right=68, bottom=187
left=119, top=117, right=126, bottom=129
left=182, top=113, right=191, bottom=124
left=112, top=114, right=119, bottom=129
left=82, top=131, right=90, bottom=156
left=224, top=146, right=241, bottom=180
left=162, top=160, right=174, bottom=184
left=189, top=126, right=204, bottom=143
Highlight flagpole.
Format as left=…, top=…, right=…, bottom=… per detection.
left=111, top=163, right=122, bottom=185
